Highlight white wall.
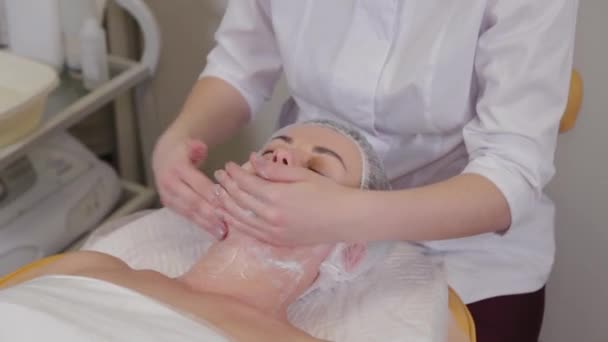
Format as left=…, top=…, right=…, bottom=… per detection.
left=541, top=1, right=608, bottom=341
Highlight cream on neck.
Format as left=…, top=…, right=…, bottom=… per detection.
left=178, top=232, right=332, bottom=320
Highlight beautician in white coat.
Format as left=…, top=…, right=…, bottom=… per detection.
left=152, top=1, right=579, bottom=341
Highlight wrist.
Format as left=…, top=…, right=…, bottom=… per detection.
left=166, top=117, right=202, bottom=142
left=153, top=124, right=200, bottom=167
left=344, top=189, right=412, bottom=242
left=334, top=188, right=378, bottom=242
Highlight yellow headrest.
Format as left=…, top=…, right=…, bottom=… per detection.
left=560, top=69, right=583, bottom=133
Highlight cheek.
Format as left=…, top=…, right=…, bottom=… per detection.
left=333, top=169, right=362, bottom=188
left=346, top=173, right=363, bottom=188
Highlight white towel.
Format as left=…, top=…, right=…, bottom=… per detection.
left=83, top=209, right=212, bottom=277
left=0, top=275, right=229, bottom=341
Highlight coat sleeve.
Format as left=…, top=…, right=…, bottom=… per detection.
left=200, top=0, right=283, bottom=118
left=462, top=0, right=579, bottom=228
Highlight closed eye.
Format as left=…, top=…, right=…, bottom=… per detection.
left=308, top=167, right=323, bottom=176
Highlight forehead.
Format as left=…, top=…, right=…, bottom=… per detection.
left=279, top=124, right=349, bottom=142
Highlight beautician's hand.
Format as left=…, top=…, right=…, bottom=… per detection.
left=152, top=133, right=227, bottom=239
left=214, top=153, right=357, bottom=246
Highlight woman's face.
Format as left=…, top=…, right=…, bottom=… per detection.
left=211, top=124, right=367, bottom=305
left=255, top=124, right=363, bottom=187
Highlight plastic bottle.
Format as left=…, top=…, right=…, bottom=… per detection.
left=59, top=0, right=97, bottom=73
left=5, top=0, right=64, bottom=70
left=80, top=17, right=109, bottom=90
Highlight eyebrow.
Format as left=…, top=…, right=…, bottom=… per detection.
left=270, top=135, right=347, bottom=171
left=271, top=135, right=293, bottom=144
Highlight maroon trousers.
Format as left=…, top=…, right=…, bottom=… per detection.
left=466, top=287, right=545, bottom=342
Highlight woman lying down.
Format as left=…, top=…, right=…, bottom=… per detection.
left=0, top=120, right=464, bottom=341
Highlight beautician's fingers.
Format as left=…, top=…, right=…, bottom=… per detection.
left=213, top=176, right=288, bottom=245
left=196, top=201, right=228, bottom=240
left=162, top=179, right=226, bottom=239
left=191, top=211, right=227, bottom=240
left=164, top=180, right=201, bottom=216
left=187, top=139, right=207, bottom=165
left=220, top=162, right=276, bottom=203
left=215, top=207, right=274, bottom=243
left=214, top=169, right=277, bottom=224
left=159, top=177, right=198, bottom=211
left=214, top=183, right=269, bottom=232
left=177, top=163, right=221, bottom=206
left=162, top=192, right=226, bottom=240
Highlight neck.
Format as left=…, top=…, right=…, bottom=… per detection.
left=177, top=233, right=329, bottom=320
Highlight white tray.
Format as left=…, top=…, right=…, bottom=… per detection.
left=0, top=56, right=149, bottom=170
left=0, top=52, right=59, bottom=147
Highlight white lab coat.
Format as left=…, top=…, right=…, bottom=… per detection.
left=200, top=0, right=578, bottom=304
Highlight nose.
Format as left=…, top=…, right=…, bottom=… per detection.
left=271, top=148, right=294, bottom=166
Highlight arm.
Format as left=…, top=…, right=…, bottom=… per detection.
left=157, top=77, right=250, bottom=150
left=159, top=0, right=283, bottom=148
left=346, top=0, right=578, bottom=241
left=354, top=174, right=510, bottom=241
